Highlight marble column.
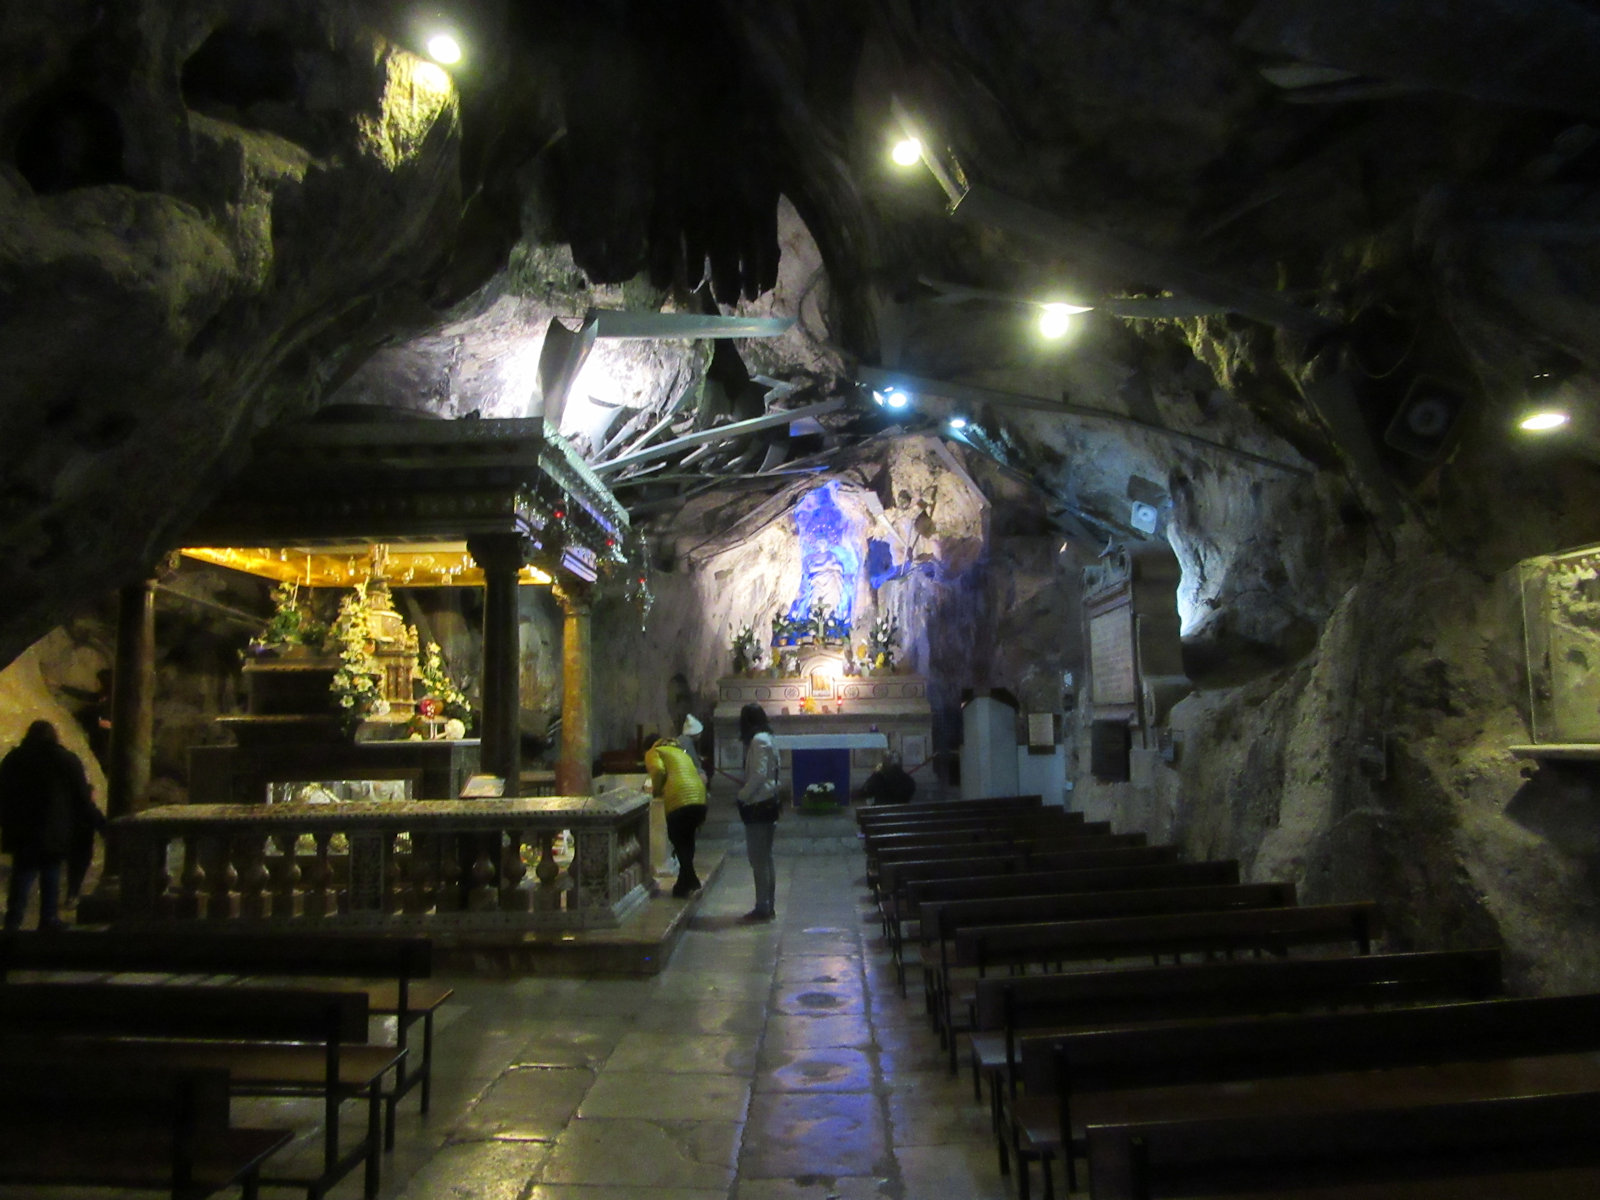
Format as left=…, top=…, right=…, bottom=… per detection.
left=554, top=581, right=593, bottom=796
left=468, top=534, right=524, bottom=798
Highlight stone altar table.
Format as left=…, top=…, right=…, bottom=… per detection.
left=112, top=791, right=651, bottom=930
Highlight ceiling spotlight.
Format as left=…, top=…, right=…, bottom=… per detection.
left=885, top=388, right=910, bottom=410
left=891, top=137, right=923, bottom=167
left=426, top=33, right=462, bottom=64
left=1519, top=410, right=1571, bottom=433
left=948, top=415, right=969, bottom=430
left=1037, top=302, right=1092, bottom=339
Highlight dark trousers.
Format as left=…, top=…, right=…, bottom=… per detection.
left=5, top=853, right=63, bottom=930
left=666, top=805, right=707, bottom=895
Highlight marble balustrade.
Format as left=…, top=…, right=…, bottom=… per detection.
left=110, top=792, right=652, bottom=930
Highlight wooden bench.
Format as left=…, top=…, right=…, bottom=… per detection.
left=1018, top=990, right=1600, bottom=1198
left=923, top=882, right=1299, bottom=1062
left=1083, top=1088, right=1600, bottom=1199
left=0, top=980, right=403, bottom=1200
left=970, top=948, right=1502, bottom=1179
left=885, top=860, right=1242, bottom=980
left=0, top=929, right=448, bottom=1148
left=875, top=837, right=1165, bottom=917
left=928, top=883, right=1299, bottom=1068
left=863, top=814, right=1101, bottom=878
left=856, top=795, right=1044, bottom=828
left=0, top=1057, right=292, bottom=1200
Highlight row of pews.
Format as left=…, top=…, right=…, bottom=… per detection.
left=860, top=796, right=1600, bottom=1199
left=0, top=930, right=453, bottom=1200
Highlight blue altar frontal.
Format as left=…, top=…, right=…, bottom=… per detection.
left=774, top=732, right=888, bottom=808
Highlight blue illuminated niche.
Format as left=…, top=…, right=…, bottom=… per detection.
left=785, top=482, right=863, bottom=632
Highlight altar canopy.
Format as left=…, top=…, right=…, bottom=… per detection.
left=180, top=409, right=643, bottom=800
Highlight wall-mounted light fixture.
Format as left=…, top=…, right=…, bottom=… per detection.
left=1519, top=410, right=1571, bottom=432
left=871, top=385, right=912, bottom=411
left=1038, top=302, right=1093, bottom=340
left=890, top=137, right=923, bottom=167
left=426, top=32, right=462, bottom=64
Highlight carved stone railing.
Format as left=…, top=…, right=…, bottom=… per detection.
left=111, top=792, right=652, bottom=930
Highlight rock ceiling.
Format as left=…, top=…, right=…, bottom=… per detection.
left=3, top=0, right=1600, bottom=665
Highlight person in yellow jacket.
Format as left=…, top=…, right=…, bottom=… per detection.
left=645, top=734, right=708, bottom=898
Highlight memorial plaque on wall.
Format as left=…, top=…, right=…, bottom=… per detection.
left=1089, top=608, right=1137, bottom=706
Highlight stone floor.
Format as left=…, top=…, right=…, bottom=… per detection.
left=318, top=835, right=1010, bottom=1200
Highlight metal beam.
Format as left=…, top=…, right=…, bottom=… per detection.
left=592, top=399, right=846, bottom=476
left=586, top=309, right=796, bottom=340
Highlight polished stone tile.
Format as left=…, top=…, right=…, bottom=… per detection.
left=895, top=1142, right=1013, bottom=1200
left=882, top=1069, right=992, bottom=1147
left=527, top=1188, right=727, bottom=1200
left=607, top=1029, right=760, bottom=1074
left=755, top=1046, right=876, bottom=1093
left=392, top=1139, right=550, bottom=1200
left=512, top=1024, right=626, bottom=1069
left=630, top=997, right=770, bottom=1035
left=770, top=977, right=866, bottom=1016
left=773, top=954, right=860, bottom=984
left=450, top=1066, right=592, bottom=1142
left=741, top=1092, right=889, bottom=1179
left=578, top=1070, right=752, bottom=1122
left=733, top=1179, right=893, bottom=1200
left=537, top=1117, right=741, bottom=1190
left=762, top=1012, right=875, bottom=1053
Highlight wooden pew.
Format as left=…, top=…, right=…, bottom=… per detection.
left=928, top=883, right=1299, bottom=1049
left=1016, top=991, right=1600, bottom=1197
left=0, top=1057, right=292, bottom=1200
left=1084, top=1089, right=1600, bottom=1199
left=0, top=929, right=448, bottom=1148
left=885, top=860, right=1242, bottom=979
left=861, top=807, right=1082, bottom=839
left=856, top=795, right=1044, bottom=828
left=922, top=882, right=1299, bottom=1061
left=0, top=981, right=403, bottom=1200
left=877, top=844, right=1182, bottom=935
left=969, top=948, right=1503, bottom=1179
left=864, top=814, right=1101, bottom=877
left=874, top=834, right=1155, bottom=912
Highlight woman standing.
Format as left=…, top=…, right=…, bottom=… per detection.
left=736, top=702, right=781, bottom=921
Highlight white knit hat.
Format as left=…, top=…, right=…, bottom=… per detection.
left=681, top=713, right=703, bottom=737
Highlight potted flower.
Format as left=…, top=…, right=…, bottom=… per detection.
left=867, top=612, right=900, bottom=673
left=731, top=622, right=765, bottom=675
left=247, top=581, right=328, bottom=658
left=330, top=584, right=388, bottom=725
left=414, top=641, right=472, bottom=735
left=800, top=780, right=839, bottom=813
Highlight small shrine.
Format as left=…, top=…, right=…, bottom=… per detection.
left=712, top=482, right=933, bottom=802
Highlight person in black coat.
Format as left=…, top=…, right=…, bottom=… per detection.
left=858, top=753, right=916, bottom=805
left=0, top=720, right=104, bottom=930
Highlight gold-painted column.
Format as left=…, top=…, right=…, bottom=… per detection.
left=467, top=534, right=523, bottom=798
left=554, top=582, right=593, bottom=796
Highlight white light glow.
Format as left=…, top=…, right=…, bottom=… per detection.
left=1520, top=410, right=1571, bottom=432
left=948, top=416, right=968, bottom=430
left=414, top=61, right=451, bottom=93
left=426, top=33, right=462, bottom=64
left=891, top=137, right=923, bottom=167
left=1038, top=303, right=1090, bottom=339
left=885, top=388, right=910, bottom=410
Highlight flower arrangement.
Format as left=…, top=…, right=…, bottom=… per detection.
left=329, top=583, right=388, bottom=720
left=867, top=611, right=900, bottom=670
left=800, top=780, right=838, bottom=813
left=248, top=581, right=328, bottom=655
left=731, top=622, right=765, bottom=674
left=415, top=641, right=471, bottom=728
